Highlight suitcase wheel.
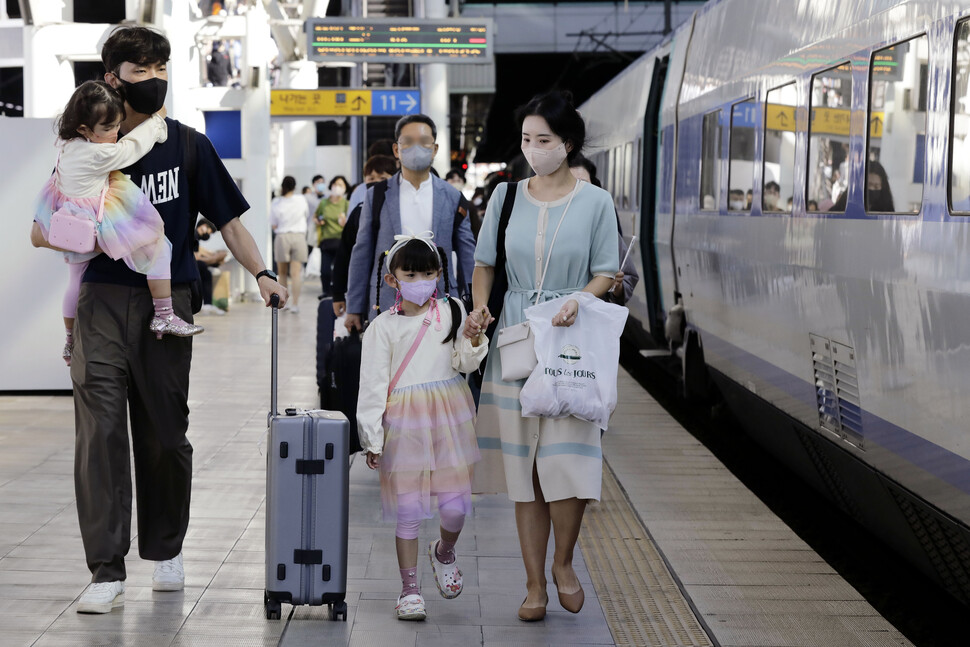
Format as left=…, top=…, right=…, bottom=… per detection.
left=264, top=592, right=282, bottom=620
left=329, top=601, right=348, bottom=621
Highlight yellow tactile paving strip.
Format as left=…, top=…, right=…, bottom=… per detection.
left=579, top=461, right=715, bottom=647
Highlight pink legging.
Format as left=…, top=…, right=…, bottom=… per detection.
left=62, top=241, right=171, bottom=319
left=395, top=491, right=466, bottom=540
left=63, top=261, right=89, bottom=319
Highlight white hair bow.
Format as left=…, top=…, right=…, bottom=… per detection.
left=384, top=230, right=437, bottom=272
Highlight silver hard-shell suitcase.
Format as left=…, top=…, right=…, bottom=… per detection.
left=264, top=294, right=350, bottom=621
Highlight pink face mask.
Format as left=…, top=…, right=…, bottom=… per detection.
left=522, top=142, right=567, bottom=176
left=398, top=278, right=437, bottom=306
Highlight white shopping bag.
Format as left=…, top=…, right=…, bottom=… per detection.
left=519, top=292, right=628, bottom=429
left=304, top=246, right=321, bottom=278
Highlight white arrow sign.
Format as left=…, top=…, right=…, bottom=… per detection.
left=402, top=94, right=418, bottom=113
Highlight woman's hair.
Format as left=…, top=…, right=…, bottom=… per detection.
left=363, top=154, right=398, bottom=178
left=568, top=153, right=601, bottom=187
left=375, top=239, right=461, bottom=344
left=281, top=175, right=297, bottom=194
left=866, top=160, right=895, bottom=212
left=515, top=90, right=586, bottom=163
left=329, top=175, right=349, bottom=191
left=56, top=81, right=126, bottom=141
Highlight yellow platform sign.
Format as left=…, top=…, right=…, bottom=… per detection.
left=271, top=89, right=372, bottom=117
left=766, top=104, right=884, bottom=138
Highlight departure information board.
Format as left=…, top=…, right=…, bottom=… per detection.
left=306, top=18, right=493, bottom=64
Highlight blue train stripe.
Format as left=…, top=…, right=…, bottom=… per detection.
left=698, top=326, right=970, bottom=495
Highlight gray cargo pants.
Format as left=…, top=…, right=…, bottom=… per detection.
left=71, top=282, right=194, bottom=583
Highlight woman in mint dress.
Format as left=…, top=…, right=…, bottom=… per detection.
left=464, top=90, right=619, bottom=621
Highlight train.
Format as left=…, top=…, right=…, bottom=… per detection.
left=579, top=0, right=970, bottom=605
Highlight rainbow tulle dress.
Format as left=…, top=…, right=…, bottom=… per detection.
left=34, top=169, right=171, bottom=276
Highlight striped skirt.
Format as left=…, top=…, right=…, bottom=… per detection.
left=379, top=375, right=480, bottom=522
left=472, top=329, right=603, bottom=503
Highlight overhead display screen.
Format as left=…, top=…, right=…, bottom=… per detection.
left=306, top=18, right=493, bottom=64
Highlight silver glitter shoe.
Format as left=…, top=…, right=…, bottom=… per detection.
left=149, top=313, right=204, bottom=340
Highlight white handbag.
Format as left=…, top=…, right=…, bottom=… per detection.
left=496, top=182, right=580, bottom=381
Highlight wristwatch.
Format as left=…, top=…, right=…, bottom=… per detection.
left=255, top=269, right=278, bottom=282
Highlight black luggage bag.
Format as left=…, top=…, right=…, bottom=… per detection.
left=316, top=297, right=363, bottom=455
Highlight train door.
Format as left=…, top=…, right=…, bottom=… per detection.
left=640, top=56, right=669, bottom=346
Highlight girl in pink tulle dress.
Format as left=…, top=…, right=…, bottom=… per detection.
left=356, top=234, right=486, bottom=621
left=32, top=81, right=202, bottom=366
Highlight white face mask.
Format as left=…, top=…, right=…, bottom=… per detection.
left=522, top=142, right=567, bottom=177
left=330, top=184, right=346, bottom=197
left=729, top=200, right=746, bottom=210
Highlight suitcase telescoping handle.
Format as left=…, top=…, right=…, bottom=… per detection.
left=270, top=293, right=280, bottom=417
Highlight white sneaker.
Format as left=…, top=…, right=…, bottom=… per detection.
left=152, top=552, right=184, bottom=591
left=77, top=581, right=125, bottom=614
left=199, top=304, right=226, bottom=316
left=288, top=304, right=300, bottom=314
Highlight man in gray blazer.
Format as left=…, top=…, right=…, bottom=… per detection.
left=345, top=114, right=476, bottom=331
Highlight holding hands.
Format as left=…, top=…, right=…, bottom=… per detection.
left=463, top=306, right=494, bottom=340
left=365, top=451, right=380, bottom=470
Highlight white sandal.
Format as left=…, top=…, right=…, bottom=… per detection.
left=395, top=593, right=427, bottom=620
left=428, top=539, right=463, bottom=599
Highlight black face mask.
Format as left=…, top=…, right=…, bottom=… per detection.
left=196, top=230, right=211, bottom=241
left=119, top=77, right=167, bottom=115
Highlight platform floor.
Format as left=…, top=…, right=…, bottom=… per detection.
left=0, top=289, right=912, bottom=646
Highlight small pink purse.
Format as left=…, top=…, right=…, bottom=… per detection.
left=47, top=163, right=107, bottom=254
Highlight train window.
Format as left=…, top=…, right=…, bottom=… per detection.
left=622, top=142, right=633, bottom=209
left=633, top=137, right=642, bottom=209
left=867, top=36, right=927, bottom=213
left=609, top=147, right=618, bottom=196
left=617, top=147, right=625, bottom=207
left=600, top=152, right=610, bottom=195
left=951, top=20, right=970, bottom=213
left=700, top=110, right=721, bottom=210
left=729, top=99, right=756, bottom=211
left=763, top=84, right=796, bottom=213
left=808, top=63, right=851, bottom=213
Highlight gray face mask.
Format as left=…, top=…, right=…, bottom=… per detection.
left=399, top=145, right=434, bottom=172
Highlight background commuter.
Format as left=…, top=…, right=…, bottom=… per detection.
left=568, top=154, right=639, bottom=305
left=464, top=90, right=619, bottom=622
left=205, top=40, right=232, bottom=86
left=193, top=218, right=228, bottom=315
left=313, top=175, right=349, bottom=299
left=332, top=154, right=397, bottom=317
left=270, top=175, right=309, bottom=313
left=346, top=139, right=397, bottom=214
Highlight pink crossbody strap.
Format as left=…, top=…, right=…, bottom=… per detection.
left=387, top=316, right=432, bottom=395
left=95, top=181, right=108, bottom=225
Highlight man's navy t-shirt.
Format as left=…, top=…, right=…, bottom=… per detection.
left=83, top=118, right=249, bottom=286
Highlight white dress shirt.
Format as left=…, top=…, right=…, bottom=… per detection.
left=398, top=175, right=434, bottom=235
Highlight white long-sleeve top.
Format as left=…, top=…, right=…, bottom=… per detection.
left=357, top=298, right=487, bottom=455
left=55, top=113, right=168, bottom=198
